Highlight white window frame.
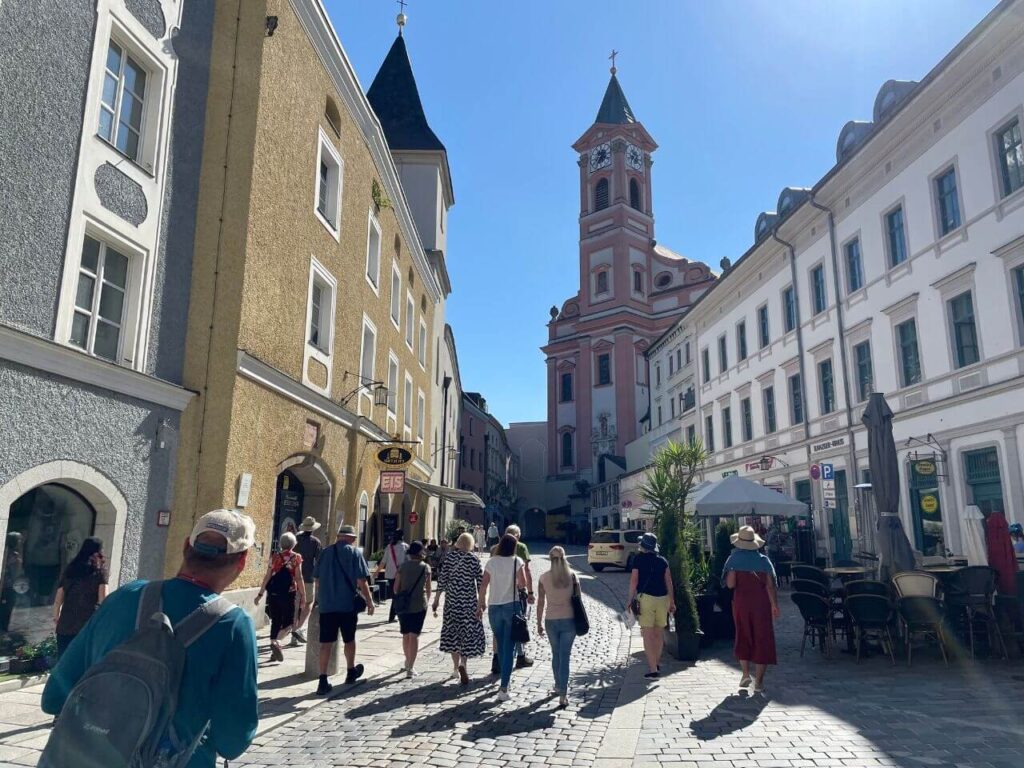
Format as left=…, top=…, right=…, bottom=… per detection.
left=417, top=388, right=426, bottom=446
left=390, top=260, right=401, bottom=330
left=929, top=159, right=965, bottom=241
left=405, top=292, right=415, bottom=350
left=809, top=261, right=827, bottom=316
left=302, top=256, right=337, bottom=396
left=418, top=319, right=427, bottom=370
left=365, top=209, right=381, bottom=294
left=403, top=372, right=414, bottom=440
left=314, top=127, right=343, bottom=239
left=357, top=315, right=378, bottom=416
left=386, top=352, right=399, bottom=432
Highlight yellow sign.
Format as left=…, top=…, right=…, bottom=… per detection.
left=915, top=460, right=936, bottom=476
left=920, top=494, right=939, bottom=514
left=377, top=446, right=413, bottom=469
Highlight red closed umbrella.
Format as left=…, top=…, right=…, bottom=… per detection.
left=985, top=512, right=1017, bottom=596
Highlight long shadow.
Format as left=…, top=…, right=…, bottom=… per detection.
left=462, top=698, right=558, bottom=740
left=344, top=674, right=492, bottom=720
left=689, top=692, right=768, bottom=740
left=389, top=689, right=500, bottom=738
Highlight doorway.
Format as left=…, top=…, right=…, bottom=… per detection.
left=271, top=457, right=333, bottom=552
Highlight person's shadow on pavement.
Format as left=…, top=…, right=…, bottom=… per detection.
left=689, top=692, right=768, bottom=740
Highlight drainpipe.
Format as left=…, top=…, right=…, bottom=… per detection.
left=810, top=196, right=864, bottom=557
left=439, top=376, right=452, bottom=533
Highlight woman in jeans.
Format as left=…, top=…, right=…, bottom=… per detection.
left=536, top=546, right=577, bottom=708
left=478, top=534, right=526, bottom=701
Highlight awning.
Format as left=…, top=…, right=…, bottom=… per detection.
left=405, top=477, right=485, bottom=508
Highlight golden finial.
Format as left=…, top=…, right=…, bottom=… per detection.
left=609, top=49, right=619, bottom=75
left=397, top=0, right=408, bottom=35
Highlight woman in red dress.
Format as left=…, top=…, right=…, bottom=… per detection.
left=723, top=526, right=780, bottom=694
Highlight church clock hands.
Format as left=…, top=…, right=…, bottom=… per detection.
left=589, top=143, right=611, bottom=172
left=626, top=143, right=643, bottom=171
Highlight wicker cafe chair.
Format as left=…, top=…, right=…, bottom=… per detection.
left=845, top=594, right=896, bottom=665
left=790, top=579, right=829, bottom=598
left=945, top=566, right=1008, bottom=660
left=791, top=565, right=829, bottom=586
left=844, top=580, right=890, bottom=598
left=898, top=596, right=948, bottom=666
left=791, top=592, right=833, bottom=658
left=892, top=570, right=940, bottom=599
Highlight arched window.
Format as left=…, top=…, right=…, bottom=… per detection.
left=594, top=178, right=609, bottom=210
left=561, top=432, right=574, bottom=468
left=596, top=270, right=609, bottom=294
left=629, top=178, right=641, bottom=211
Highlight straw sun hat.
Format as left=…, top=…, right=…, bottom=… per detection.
left=730, top=525, right=765, bottom=551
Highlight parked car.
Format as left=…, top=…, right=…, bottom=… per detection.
left=588, top=529, right=644, bottom=571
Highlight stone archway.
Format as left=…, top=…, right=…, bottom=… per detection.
left=273, top=454, right=334, bottom=544
left=0, top=461, right=129, bottom=588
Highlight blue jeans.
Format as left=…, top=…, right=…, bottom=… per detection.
left=488, top=602, right=516, bottom=688
left=545, top=618, right=575, bottom=693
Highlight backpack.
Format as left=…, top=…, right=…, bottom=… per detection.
left=38, top=580, right=235, bottom=768
left=265, top=556, right=295, bottom=598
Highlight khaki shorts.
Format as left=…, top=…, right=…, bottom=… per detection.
left=638, top=594, right=669, bottom=629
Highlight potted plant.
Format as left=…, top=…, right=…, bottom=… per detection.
left=10, top=643, right=38, bottom=675
left=689, top=544, right=717, bottom=648
left=641, top=439, right=707, bottom=662
left=34, top=635, right=58, bottom=671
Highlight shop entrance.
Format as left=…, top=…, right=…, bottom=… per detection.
left=271, top=457, right=332, bottom=552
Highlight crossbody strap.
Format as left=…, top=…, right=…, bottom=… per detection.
left=175, top=597, right=236, bottom=648
left=137, top=580, right=164, bottom=629
left=335, top=546, right=358, bottom=593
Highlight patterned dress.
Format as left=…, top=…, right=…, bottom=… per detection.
left=437, top=549, right=486, bottom=656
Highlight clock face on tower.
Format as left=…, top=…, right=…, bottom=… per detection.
left=589, top=143, right=612, bottom=172
left=626, top=143, right=643, bottom=171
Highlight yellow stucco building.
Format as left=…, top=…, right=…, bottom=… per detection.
left=167, top=0, right=471, bottom=595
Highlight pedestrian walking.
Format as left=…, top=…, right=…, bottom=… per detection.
left=479, top=534, right=526, bottom=701
left=255, top=532, right=306, bottom=662
left=384, top=530, right=409, bottom=623
left=487, top=522, right=499, bottom=548
left=723, top=525, right=779, bottom=694
left=433, top=532, right=485, bottom=685
left=393, top=541, right=432, bottom=677
left=41, top=509, right=259, bottom=768
left=489, top=524, right=534, bottom=671
left=474, top=525, right=486, bottom=552
left=627, top=533, right=675, bottom=679
left=0, top=532, right=23, bottom=633
left=292, top=515, right=323, bottom=643
left=51, top=537, right=108, bottom=658
left=536, top=546, right=577, bottom=708
left=315, top=524, right=375, bottom=695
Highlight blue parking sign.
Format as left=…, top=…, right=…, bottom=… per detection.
left=821, top=463, right=834, bottom=481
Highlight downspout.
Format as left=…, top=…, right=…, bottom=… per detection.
left=440, top=375, right=452, bottom=533
left=810, top=196, right=864, bottom=557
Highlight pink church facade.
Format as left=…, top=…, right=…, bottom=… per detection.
left=542, top=71, right=715, bottom=493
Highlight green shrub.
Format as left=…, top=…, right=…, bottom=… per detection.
left=711, top=520, right=737, bottom=587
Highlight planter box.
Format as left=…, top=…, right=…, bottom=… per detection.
left=663, top=627, right=703, bottom=661
left=9, top=658, right=36, bottom=675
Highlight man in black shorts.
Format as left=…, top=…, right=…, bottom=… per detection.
left=314, top=525, right=374, bottom=696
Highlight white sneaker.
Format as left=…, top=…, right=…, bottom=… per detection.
left=739, top=675, right=752, bottom=688
left=406, top=667, right=416, bottom=679
left=496, top=689, right=510, bottom=702
left=753, top=680, right=765, bottom=694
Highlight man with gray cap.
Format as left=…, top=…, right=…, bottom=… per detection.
left=41, top=509, right=259, bottom=767
left=314, top=524, right=374, bottom=696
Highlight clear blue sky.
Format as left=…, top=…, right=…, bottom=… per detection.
left=325, top=0, right=996, bottom=426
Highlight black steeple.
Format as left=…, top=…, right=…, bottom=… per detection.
left=367, top=35, right=445, bottom=152
left=595, top=73, right=635, bottom=125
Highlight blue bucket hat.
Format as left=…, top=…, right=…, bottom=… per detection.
left=639, top=533, right=659, bottom=552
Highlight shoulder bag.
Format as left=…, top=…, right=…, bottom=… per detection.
left=335, top=546, right=367, bottom=614
left=510, top=560, right=530, bottom=644
left=392, top=564, right=426, bottom=615
left=571, top=574, right=590, bottom=636
left=630, top=556, right=656, bottom=615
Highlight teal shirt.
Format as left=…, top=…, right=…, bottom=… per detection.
left=42, top=579, right=259, bottom=767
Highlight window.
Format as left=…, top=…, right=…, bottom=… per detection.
left=561, top=432, right=574, bottom=467
left=676, top=348, right=682, bottom=369
left=629, top=178, right=641, bottom=210
left=405, top=294, right=414, bottom=348
left=853, top=341, right=873, bottom=402
left=718, top=335, right=728, bottom=373
left=99, top=41, right=147, bottom=162
left=783, top=285, right=797, bottom=332
left=705, top=414, right=715, bottom=453
left=670, top=398, right=676, bottom=419
left=389, top=263, right=401, bottom=328
left=560, top=372, right=573, bottom=402
left=656, top=365, right=662, bottom=387
left=1014, top=266, right=1024, bottom=342
left=763, top=386, right=777, bottom=434
left=935, top=167, right=961, bottom=235
left=701, top=347, right=710, bottom=383
left=359, top=318, right=377, bottom=413
left=597, top=353, right=612, bottom=385
left=669, top=356, right=674, bottom=376
left=885, top=206, right=907, bottom=267
left=896, top=318, right=922, bottom=386
left=418, top=320, right=427, bottom=368
left=315, top=129, right=343, bottom=235
left=741, top=397, right=753, bottom=442
left=307, top=274, right=332, bottom=352
left=657, top=405, right=663, bottom=425
left=470, top=448, right=475, bottom=470
left=633, top=270, right=643, bottom=293
left=722, top=407, right=733, bottom=448
left=684, top=343, right=690, bottom=364
left=789, top=374, right=804, bottom=425
left=403, top=374, right=413, bottom=429
left=819, top=359, right=835, bottom=414
left=737, top=321, right=748, bottom=361
left=996, top=119, right=1024, bottom=198
left=811, top=265, right=827, bottom=315
left=69, top=235, right=130, bottom=362
left=594, top=178, right=609, bottom=210
left=417, top=391, right=426, bottom=440
left=757, top=305, right=770, bottom=349
left=845, top=238, right=864, bottom=293
left=963, top=447, right=1004, bottom=514
left=949, top=292, right=979, bottom=368
left=365, top=212, right=381, bottom=290
left=686, top=425, right=696, bottom=445
left=387, top=355, right=399, bottom=414
left=596, top=270, right=609, bottom=294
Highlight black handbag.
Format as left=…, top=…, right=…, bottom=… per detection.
left=510, top=560, right=530, bottom=644
left=392, top=565, right=426, bottom=615
left=335, top=546, right=367, bottom=614
left=571, top=575, right=590, bottom=636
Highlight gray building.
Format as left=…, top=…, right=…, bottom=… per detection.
left=0, top=0, right=213, bottom=644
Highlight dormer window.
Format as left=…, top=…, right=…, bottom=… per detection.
left=629, top=178, right=641, bottom=211
left=655, top=272, right=672, bottom=288
left=595, top=178, right=609, bottom=211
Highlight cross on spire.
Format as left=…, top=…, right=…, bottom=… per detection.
left=609, top=49, right=619, bottom=75
left=396, top=0, right=408, bottom=35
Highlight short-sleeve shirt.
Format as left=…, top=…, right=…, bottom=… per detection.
left=484, top=556, right=524, bottom=605
left=490, top=541, right=530, bottom=563
left=316, top=543, right=370, bottom=613
left=269, top=551, right=303, bottom=594
left=396, top=560, right=431, bottom=613
left=384, top=541, right=409, bottom=580
left=56, top=568, right=108, bottom=635
left=294, top=533, right=322, bottom=582
left=633, top=552, right=669, bottom=597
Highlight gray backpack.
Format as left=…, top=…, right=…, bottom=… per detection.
left=39, top=580, right=236, bottom=768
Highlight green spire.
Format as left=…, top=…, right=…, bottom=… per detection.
left=595, top=73, right=635, bottom=125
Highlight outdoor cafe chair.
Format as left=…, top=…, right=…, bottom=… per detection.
left=791, top=591, right=833, bottom=658
left=791, top=564, right=829, bottom=586
left=945, top=566, right=1008, bottom=660
left=898, top=596, right=948, bottom=666
left=892, top=570, right=940, bottom=599
left=845, top=594, right=896, bottom=665
left=790, top=579, right=829, bottom=599
left=844, top=580, right=890, bottom=598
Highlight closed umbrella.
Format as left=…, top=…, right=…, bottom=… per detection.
left=961, top=505, right=987, bottom=567
left=861, top=393, right=915, bottom=579
left=985, top=512, right=1017, bottom=595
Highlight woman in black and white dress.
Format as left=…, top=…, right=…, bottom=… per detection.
left=432, top=532, right=485, bottom=684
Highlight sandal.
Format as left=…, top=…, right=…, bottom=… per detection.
left=458, top=665, right=469, bottom=686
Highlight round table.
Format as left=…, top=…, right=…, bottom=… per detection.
left=824, top=567, right=872, bottom=579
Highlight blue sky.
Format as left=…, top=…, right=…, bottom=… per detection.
left=326, top=0, right=996, bottom=426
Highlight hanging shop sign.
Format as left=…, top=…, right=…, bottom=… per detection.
left=920, top=494, right=939, bottom=514
left=377, top=446, right=414, bottom=469
left=722, top=469, right=739, bottom=478
left=380, top=470, right=406, bottom=494
left=915, top=459, right=937, bottom=476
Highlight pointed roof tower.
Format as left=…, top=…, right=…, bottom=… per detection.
left=595, top=73, right=635, bottom=125
left=367, top=35, right=445, bottom=152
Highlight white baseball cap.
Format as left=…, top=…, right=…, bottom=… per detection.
left=189, top=509, right=257, bottom=555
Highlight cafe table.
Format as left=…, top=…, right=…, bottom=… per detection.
left=824, top=566, right=873, bottom=581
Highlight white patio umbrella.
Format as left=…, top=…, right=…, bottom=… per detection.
left=961, top=504, right=988, bottom=566
left=685, top=475, right=808, bottom=518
